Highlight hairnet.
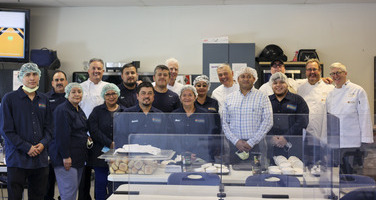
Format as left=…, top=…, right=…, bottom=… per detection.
left=18, top=63, right=41, bottom=82
left=193, top=75, right=211, bottom=91
left=235, top=67, right=258, bottom=83
left=329, top=62, right=347, bottom=72
left=65, top=82, right=83, bottom=99
left=179, top=85, right=198, bottom=97
left=101, top=83, right=120, bottom=99
left=270, top=72, right=288, bottom=83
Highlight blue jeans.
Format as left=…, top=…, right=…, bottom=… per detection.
left=94, top=167, right=111, bottom=200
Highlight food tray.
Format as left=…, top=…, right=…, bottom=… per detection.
left=98, top=149, right=175, bottom=161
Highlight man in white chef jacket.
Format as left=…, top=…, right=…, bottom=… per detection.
left=326, top=62, right=373, bottom=174
left=297, top=59, right=334, bottom=164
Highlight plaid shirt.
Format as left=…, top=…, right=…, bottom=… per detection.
left=222, top=87, right=273, bottom=147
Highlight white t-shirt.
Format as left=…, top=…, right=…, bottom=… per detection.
left=211, top=83, right=239, bottom=115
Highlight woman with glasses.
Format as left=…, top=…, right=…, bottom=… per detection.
left=49, top=83, right=88, bottom=200
left=88, top=83, right=126, bottom=200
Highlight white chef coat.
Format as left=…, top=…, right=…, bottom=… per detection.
left=298, top=80, right=334, bottom=143
left=79, top=79, right=109, bottom=118
left=167, top=81, right=184, bottom=95
left=326, top=80, right=373, bottom=148
left=211, top=83, right=239, bottom=116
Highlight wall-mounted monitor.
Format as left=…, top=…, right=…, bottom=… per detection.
left=0, top=8, right=30, bottom=63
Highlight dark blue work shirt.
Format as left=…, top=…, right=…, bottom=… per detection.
left=45, top=89, right=66, bottom=112
left=49, top=101, right=88, bottom=168
left=113, top=104, right=166, bottom=148
left=194, top=96, right=219, bottom=113
left=152, top=89, right=180, bottom=113
left=88, top=103, right=127, bottom=167
left=117, top=83, right=138, bottom=108
left=268, top=92, right=309, bottom=136
left=0, top=86, right=52, bottom=169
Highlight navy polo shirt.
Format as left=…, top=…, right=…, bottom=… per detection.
left=46, top=89, right=66, bottom=112
left=268, top=92, right=309, bottom=135
left=88, top=103, right=127, bottom=167
left=195, top=96, right=219, bottom=113
left=152, top=89, right=180, bottom=113
left=49, top=101, right=88, bottom=168
left=117, top=83, right=138, bottom=108
left=0, top=86, right=52, bottom=168
left=113, top=104, right=166, bottom=148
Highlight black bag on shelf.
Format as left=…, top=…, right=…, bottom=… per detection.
left=256, top=44, right=288, bottom=62
left=297, top=49, right=319, bottom=61
left=30, top=48, right=61, bottom=69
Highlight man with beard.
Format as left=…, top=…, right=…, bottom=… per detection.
left=267, top=72, right=309, bottom=162
left=211, top=64, right=239, bottom=115
left=222, top=67, right=273, bottom=164
left=45, top=70, right=68, bottom=200
left=79, top=58, right=109, bottom=200
left=297, top=59, right=334, bottom=164
left=115, top=82, right=166, bottom=148
left=118, top=63, right=139, bottom=108
left=152, top=65, right=180, bottom=112
left=165, top=58, right=184, bottom=95
left=326, top=62, right=373, bottom=174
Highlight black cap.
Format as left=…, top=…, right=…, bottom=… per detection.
left=270, top=59, right=284, bottom=67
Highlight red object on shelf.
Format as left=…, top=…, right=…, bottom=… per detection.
left=292, top=51, right=299, bottom=62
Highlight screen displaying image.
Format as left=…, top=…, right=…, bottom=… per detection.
left=0, top=9, right=29, bottom=62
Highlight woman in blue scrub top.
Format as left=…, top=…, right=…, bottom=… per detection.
left=170, top=85, right=218, bottom=162
left=49, top=83, right=88, bottom=200
left=88, top=83, right=126, bottom=200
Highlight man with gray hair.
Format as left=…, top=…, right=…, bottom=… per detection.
left=222, top=67, right=273, bottom=163
left=212, top=64, right=239, bottom=115
left=165, top=58, right=184, bottom=95
left=326, top=62, right=373, bottom=174
left=1, top=63, right=52, bottom=199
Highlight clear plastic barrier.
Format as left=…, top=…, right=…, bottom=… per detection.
left=103, top=112, right=375, bottom=200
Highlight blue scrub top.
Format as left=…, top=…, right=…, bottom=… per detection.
left=152, top=89, right=180, bottom=113
left=46, top=89, right=66, bottom=113
left=117, top=83, right=138, bottom=108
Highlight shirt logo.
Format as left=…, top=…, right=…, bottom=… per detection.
left=38, top=103, right=46, bottom=108
left=208, top=107, right=217, bottom=112
left=286, top=104, right=297, bottom=111
left=175, top=119, right=181, bottom=122
left=131, top=120, right=139, bottom=123
left=49, top=99, right=56, bottom=102
left=152, top=118, right=162, bottom=123
left=169, top=95, right=173, bottom=98
left=195, top=119, right=205, bottom=123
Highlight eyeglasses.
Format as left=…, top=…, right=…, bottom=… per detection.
left=195, top=84, right=207, bottom=88
left=272, top=63, right=283, bottom=68
left=105, top=93, right=118, bottom=97
left=54, top=78, right=65, bottom=82
left=329, top=71, right=343, bottom=76
left=306, top=68, right=318, bottom=72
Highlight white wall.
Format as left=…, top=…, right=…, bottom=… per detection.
left=29, top=4, right=376, bottom=112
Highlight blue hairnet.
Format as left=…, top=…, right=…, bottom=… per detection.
left=18, top=63, right=41, bottom=82
left=65, top=82, right=83, bottom=99
left=193, top=75, right=211, bottom=91
left=101, top=83, right=120, bottom=99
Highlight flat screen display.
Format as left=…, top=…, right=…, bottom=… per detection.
left=0, top=9, right=30, bottom=62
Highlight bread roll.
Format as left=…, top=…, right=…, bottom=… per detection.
left=134, top=160, right=144, bottom=170
left=119, top=163, right=128, bottom=171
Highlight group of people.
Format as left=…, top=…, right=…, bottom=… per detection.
left=0, top=57, right=373, bottom=200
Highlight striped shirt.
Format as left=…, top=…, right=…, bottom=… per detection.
left=222, top=87, right=273, bottom=147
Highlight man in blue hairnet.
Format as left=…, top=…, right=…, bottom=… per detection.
left=0, top=63, right=52, bottom=199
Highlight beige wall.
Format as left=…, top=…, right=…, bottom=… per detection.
left=28, top=3, right=376, bottom=113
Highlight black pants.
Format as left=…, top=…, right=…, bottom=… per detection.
left=78, top=166, right=92, bottom=200
left=44, top=163, right=56, bottom=200
left=7, top=167, right=49, bottom=200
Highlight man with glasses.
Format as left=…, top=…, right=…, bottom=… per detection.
left=326, top=62, right=373, bottom=174
left=45, top=70, right=69, bottom=200
left=297, top=59, right=334, bottom=164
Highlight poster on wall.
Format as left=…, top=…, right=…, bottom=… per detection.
left=209, top=63, right=221, bottom=83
